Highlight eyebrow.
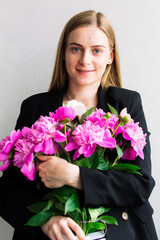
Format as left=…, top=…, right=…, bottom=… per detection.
left=68, top=42, right=106, bottom=48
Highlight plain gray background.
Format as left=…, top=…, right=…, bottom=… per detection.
left=0, top=0, right=159, bottom=239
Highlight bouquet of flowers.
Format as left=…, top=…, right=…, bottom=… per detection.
left=0, top=100, right=147, bottom=236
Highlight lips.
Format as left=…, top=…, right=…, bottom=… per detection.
left=76, top=69, right=94, bottom=73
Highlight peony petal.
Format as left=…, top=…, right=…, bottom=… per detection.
left=22, top=127, right=31, bottom=138
left=122, top=131, right=132, bottom=141
left=121, top=148, right=136, bottom=160
left=97, top=137, right=116, bottom=148
left=73, top=149, right=81, bottom=161
left=10, top=129, right=21, bottom=143
left=43, top=138, right=56, bottom=155
left=54, top=142, right=60, bottom=154
left=79, top=144, right=96, bottom=158
left=21, top=161, right=36, bottom=181
left=0, top=152, right=9, bottom=161
left=3, top=142, right=13, bottom=154
left=66, top=129, right=71, bottom=137
left=25, top=151, right=34, bottom=165
left=114, top=126, right=124, bottom=135
left=138, top=150, right=144, bottom=160
left=53, top=131, right=66, bottom=143
left=65, top=141, right=78, bottom=152
left=34, top=142, right=44, bottom=153
left=0, top=159, right=11, bottom=171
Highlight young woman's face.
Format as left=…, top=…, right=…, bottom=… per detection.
left=65, top=26, right=114, bottom=89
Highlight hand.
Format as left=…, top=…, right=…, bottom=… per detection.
left=36, top=155, right=83, bottom=189
left=41, top=216, right=85, bottom=240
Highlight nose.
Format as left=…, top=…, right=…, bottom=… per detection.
left=79, top=50, right=92, bottom=65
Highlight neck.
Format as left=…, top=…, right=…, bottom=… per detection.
left=65, top=84, right=100, bottom=109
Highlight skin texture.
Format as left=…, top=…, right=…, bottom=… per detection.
left=41, top=216, right=85, bottom=240
left=36, top=26, right=114, bottom=239
left=36, top=155, right=82, bottom=190
left=65, top=26, right=113, bottom=90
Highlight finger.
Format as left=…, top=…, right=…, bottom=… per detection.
left=51, top=223, right=66, bottom=240
left=66, top=218, right=85, bottom=240
left=36, top=154, right=51, bottom=161
left=58, top=220, right=77, bottom=240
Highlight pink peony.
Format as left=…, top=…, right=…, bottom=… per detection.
left=49, top=106, right=75, bottom=122
left=23, top=116, right=66, bottom=144
left=13, top=138, right=36, bottom=180
left=0, top=130, right=21, bottom=171
left=122, top=121, right=147, bottom=159
left=21, top=160, right=36, bottom=181
left=106, top=114, right=119, bottom=130
left=65, top=120, right=116, bottom=160
left=34, top=138, right=60, bottom=155
left=87, top=109, right=119, bottom=130
left=13, top=138, right=35, bottom=168
left=121, top=147, right=136, bottom=160
left=86, top=109, right=106, bottom=126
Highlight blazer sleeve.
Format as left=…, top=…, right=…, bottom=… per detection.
left=80, top=91, right=155, bottom=207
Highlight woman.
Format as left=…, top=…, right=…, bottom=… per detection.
left=0, top=10, right=158, bottom=240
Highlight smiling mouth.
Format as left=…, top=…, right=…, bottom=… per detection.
left=76, top=69, right=94, bottom=72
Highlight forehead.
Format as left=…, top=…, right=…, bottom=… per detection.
left=67, top=26, right=109, bottom=46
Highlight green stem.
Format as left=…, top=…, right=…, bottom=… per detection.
left=52, top=142, right=60, bottom=157
left=112, top=120, right=123, bottom=137
left=112, top=141, right=128, bottom=166
left=64, top=123, right=67, bottom=144
left=65, top=150, right=72, bottom=163
left=112, top=156, right=119, bottom=166
left=101, top=148, right=106, bottom=157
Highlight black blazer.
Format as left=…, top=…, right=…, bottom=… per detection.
left=0, top=86, right=158, bottom=240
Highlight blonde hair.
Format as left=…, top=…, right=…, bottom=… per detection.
left=49, top=10, right=122, bottom=91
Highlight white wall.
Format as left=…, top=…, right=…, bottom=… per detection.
left=0, top=0, right=159, bottom=239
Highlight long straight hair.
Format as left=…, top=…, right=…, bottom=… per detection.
left=49, top=10, right=122, bottom=91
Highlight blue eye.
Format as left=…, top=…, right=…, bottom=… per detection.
left=72, top=47, right=80, bottom=52
left=94, top=49, right=101, bottom=54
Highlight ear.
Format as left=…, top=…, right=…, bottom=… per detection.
left=108, top=50, right=114, bottom=64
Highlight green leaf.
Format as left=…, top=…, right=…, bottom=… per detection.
left=116, top=144, right=123, bottom=159
left=42, top=199, right=54, bottom=212
left=107, top=104, right=118, bottom=117
left=69, top=210, right=81, bottom=223
left=111, top=163, right=141, bottom=171
left=53, top=186, right=76, bottom=196
left=44, top=186, right=75, bottom=202
left=74, top=158, right=90, bottom=168
left=88, top=207, right=110, bottom=222
left=88, top=151, right=99, bottom=169
left=87, top=222, right=105, bottom=234
left=54, top=202, right=65, bottom=213
left=27, top=202, right=48, bottom=213
left=110, top=163, right=142, bottom=176
left=65, top=192, right=80, bottom=215
left=97, top=155, right=109, bottom=170
left=80, top=107, right=95, bottom=124
left=26, top=210, right=57, bottom=226
left=97, top=215, right=118, bottom=226
left=81, top=208, right=87, bottom=234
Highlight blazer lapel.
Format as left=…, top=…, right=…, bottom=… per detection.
left=34, top=87, right=67, bottom=119
left=36, top=86, right=118, bottom=119
left=98, top=86, right=118, bottom=113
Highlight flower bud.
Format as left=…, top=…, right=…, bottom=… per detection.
left=122, top=116, right=131, bottom=124
left=106, top=112, right=111, bottom=119
left=120, top=108, right=131, bottom=124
